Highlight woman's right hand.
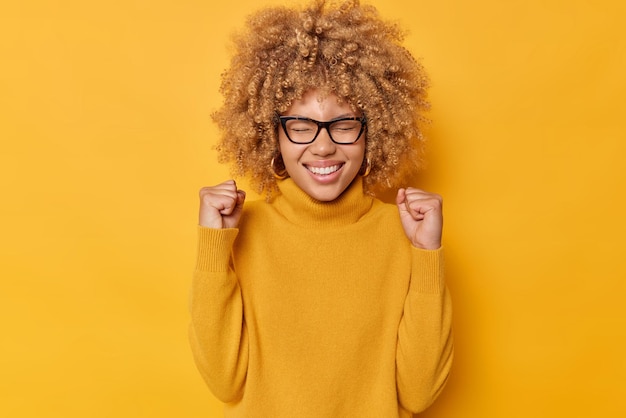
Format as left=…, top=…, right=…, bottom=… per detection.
left=198, top=180, right=246, bottom=229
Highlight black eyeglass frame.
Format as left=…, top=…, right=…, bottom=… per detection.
left=276, top=114, right=367, bottom=145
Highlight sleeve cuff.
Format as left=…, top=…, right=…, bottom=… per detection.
left=195, top=226, right=239, bottom=272
left=410, top=246, right=445, bottom=294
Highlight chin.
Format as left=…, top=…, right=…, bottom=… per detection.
left=291, top=167, right=359, bottom=202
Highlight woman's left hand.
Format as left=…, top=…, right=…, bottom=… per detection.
left=396, top=188, right=443, bottom=250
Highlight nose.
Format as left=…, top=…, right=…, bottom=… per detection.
left=309, top=127, right=336, bottom=156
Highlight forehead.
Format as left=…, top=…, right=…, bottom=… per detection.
left=285, top=89, right=355, bottom=117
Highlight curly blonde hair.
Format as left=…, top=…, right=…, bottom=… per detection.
left=212, top=0, right=430, bottom=197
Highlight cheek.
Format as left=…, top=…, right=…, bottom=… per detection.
left=277, top=139, right=303, bottom=166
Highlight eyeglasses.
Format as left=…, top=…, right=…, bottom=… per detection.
left=277, top=115, right=367, bottom=144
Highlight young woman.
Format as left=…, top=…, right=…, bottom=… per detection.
left=189, top=1, right=453, bottom=416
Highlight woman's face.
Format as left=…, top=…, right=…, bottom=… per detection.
left=277, top=89, right=366, bottom=202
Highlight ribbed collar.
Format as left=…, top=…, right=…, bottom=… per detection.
left=272, top=177, right=374, bottom=228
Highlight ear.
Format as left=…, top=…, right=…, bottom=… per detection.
left=270, top=154, right=288, bottom=180
left=359, top=156, right=371, bottom=177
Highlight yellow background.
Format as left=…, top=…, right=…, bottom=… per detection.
left=1, top=0, right=625, bottom=417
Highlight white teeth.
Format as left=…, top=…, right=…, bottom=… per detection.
left=308, top=164, right=341, bottom=175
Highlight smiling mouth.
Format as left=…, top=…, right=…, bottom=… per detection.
left=306, top=164, right=343, bottom=175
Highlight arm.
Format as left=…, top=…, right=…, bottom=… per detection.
left=396, top=247, right=453, bottom=412
left=189, top=180, right=249, bottom=401
left=188, top=227, right=249, bottom=402
left=395, top=188, right=453, bottom=412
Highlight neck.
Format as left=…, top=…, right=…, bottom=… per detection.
left=272, top=177, right=373, bottom=228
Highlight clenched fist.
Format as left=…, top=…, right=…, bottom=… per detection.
left=198, top=180, right=246, bottom=229
left=396, top=188, right=443, bottom=250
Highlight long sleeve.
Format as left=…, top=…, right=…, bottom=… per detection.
left=188, top=226, right=249, bottom=402
left=396, top=247, right=454, bottom=413
left=189, top=179, right=455, bottom=417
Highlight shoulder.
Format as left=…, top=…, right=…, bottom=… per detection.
left=240, top=198, right=271, bottom=221
left=358, top=198, right=406, bottom=238
left=367, top=197, right=401, bottom=223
